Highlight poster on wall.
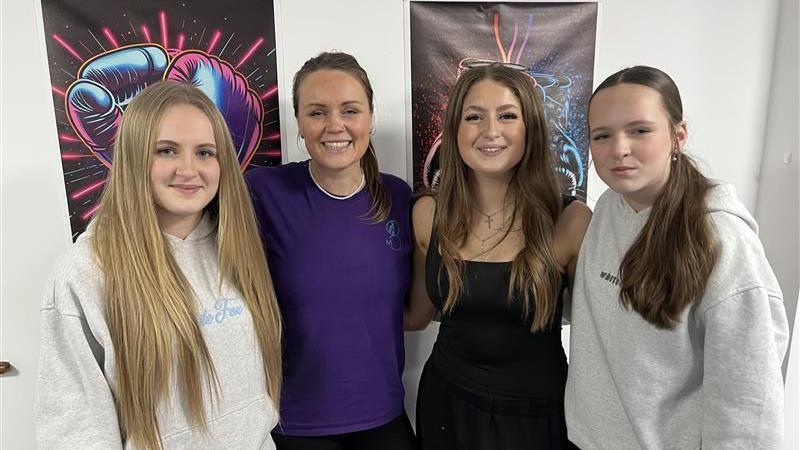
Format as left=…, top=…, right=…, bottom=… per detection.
left=409, top=1, right=597, bottom=199
left=40, top=0, right=282, bottom=239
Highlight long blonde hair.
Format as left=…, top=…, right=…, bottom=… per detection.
left=91, top=81, right=282, bottom=449
left=434, top=65, right=563, bottom=332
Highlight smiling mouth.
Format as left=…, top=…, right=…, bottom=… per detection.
left=322, top=141, right=351, bottom=153
left=611, top=167, right=636, bottom=174
left=477, top=146, right=506, bottom=156
left=171, top=185, right=201, bottom=194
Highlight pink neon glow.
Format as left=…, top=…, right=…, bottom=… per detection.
left=493, top=15, right=508, bottom=63
left=206, top=30, right=222, bottom=54
left=52, top=86, right=66, bottom=97
left=506, top=22, right=519, bottom=64
left=159, top=11, right=168, bottom=48
left=256, top=149, right=281, bottom=157
left=102, top=27, right=120, bottom=48
left=59, top=134, right=81, bottom=143
left=260, top=84, right=278, bottom=100
left=235, top=36, right=264, bottom=69
left=71, top=179, right=107, bottom=200
left=52, top=34, right=83, bottom=61
left=177, top=33, right=185, bottom=51
left=140, top=24, right=152, bottom=43
left=262, top=132, right=280, bottom=141
left=81, top=203, right=102, bottom=221
left=515, top=15, right=534, bottom=64
left=61, top=153, right=95, bottom=160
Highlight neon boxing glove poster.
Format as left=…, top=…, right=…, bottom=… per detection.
left=40, top=1, right=281, bottom=240
left=409, top=2, right=597, bottom=199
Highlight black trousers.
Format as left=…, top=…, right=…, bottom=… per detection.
left=272, top=413, right=416, bottom=450
left=416, top=361, right=578, bottom=450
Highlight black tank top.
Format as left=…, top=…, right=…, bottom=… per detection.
left=425, top=206, right=571, bottom=400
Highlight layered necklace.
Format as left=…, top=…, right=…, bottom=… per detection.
left=308, top=162, right=366, bottom=200
left=469, top=202, right=520, bottom=261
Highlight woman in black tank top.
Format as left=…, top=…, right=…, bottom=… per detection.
left=404, top=64, right=591, bottom=450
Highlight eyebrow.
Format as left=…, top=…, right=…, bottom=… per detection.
left=303, top=100, right=365, bottom=108
left=462, top=104, right=520, bottom=112
left=590, top=120, right=658, bottom=133
left=155, top=139, right=217, bottom=148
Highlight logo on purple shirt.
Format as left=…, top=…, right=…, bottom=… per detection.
left=385, top=220, right=401, bottom=251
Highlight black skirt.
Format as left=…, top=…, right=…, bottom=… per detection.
left=416, top=360, right=578, bottom=450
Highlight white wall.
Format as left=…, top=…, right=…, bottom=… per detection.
left=1, top=0, right=797, bottom=448
left=586, top=0, right=780, bottom=208
left=755, top=0, right=799, bottom=378
left=1, top=1, right=73, bottom=449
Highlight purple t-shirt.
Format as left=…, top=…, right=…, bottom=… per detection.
left=246, top=161, right=412, bottom=436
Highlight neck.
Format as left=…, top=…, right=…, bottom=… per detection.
left=157, top=210, right=203, bottom=240
left=309, top=159, right=364, bottom=197
left=469, top=172, right=512, bottom=213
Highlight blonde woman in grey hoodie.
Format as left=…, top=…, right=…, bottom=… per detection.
left=565, top=66, right=788, bottom=449
left=36, top=81, right=282, bottom=449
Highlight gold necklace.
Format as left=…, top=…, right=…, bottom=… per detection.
left=472, top=198, right=514, bottom=230
left=469, top=223, right=521, bottom=261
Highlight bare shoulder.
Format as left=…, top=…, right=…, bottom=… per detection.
left=412, top=195, right=436, bottom=251
left=555, top=200, right=592, bottom=249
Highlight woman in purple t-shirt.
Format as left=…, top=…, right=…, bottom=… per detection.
left=246, top=52, right=416, bottom=450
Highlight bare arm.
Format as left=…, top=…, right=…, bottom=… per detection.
left=554, top=200, right=592, bottom=283
left=403, top=195, right=438, bottom=331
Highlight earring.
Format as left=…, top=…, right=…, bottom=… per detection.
left=671, top=152, right=679, bottom=162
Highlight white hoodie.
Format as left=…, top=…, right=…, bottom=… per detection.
left=565, top=183, right=789, bottom=449
left=35, top=215, right=278, bottom=449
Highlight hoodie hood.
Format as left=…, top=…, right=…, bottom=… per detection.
left=705, top=182, right=758, bottom=234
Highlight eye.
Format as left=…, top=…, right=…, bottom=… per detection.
left=344, top=108, right=360, bottom=115
left=308, top=110, right=324, bottom=117
left=590, top=134, right=608, bottom=142
left=156, top=147, right=176, bottom=155
left=632, top=128, right=651, bottom=135
left=498, top=112, right=518, bottom=121
left=463, top=113, right=481, bottom=122
left=197, top=148, right=217, bottom=158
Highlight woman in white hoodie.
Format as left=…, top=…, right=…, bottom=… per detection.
left=565, top=66, right=789, bottom=449
left=36, top=81, right=283, bottom=449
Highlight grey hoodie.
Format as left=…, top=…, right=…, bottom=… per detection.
left=35, top=215, right=278, bottom=449
left=565, top=183, right=789, bottom=449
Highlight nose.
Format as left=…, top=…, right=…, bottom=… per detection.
left=325, top=112, right=345, bottom=133
left=609, top=135, right=631, bottom=159
left=175, top=152, right=197, bottom=177
left=484, top=117, right=501, bottom=138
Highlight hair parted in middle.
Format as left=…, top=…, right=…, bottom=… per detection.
left=291, top=51, right=391, bottom=222
left=91, top=80, right=282, bottom=449
left=433, top=64, right=564, bottom=332
left=589, top=65, right=716, bottom=329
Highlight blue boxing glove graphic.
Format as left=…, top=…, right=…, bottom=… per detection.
left=66, top=45, right=169, bottom=167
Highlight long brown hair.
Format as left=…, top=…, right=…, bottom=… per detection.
left=292, top=51, right=390, bottom=222
left=434, top=64, right=563, bottom=332
left=92, top=81, right=282, bottom=449
left=590, top=66, right=717, bottom=329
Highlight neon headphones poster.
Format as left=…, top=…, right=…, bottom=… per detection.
left=410, top=2, right=598, bottom=200
left=39, top=1, right=282, bottom=239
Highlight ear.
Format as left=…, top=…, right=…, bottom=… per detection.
left=674, top=120, right=688, bottom=151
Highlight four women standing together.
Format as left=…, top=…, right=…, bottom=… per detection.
left=35, top=51, right=788, bottom=450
